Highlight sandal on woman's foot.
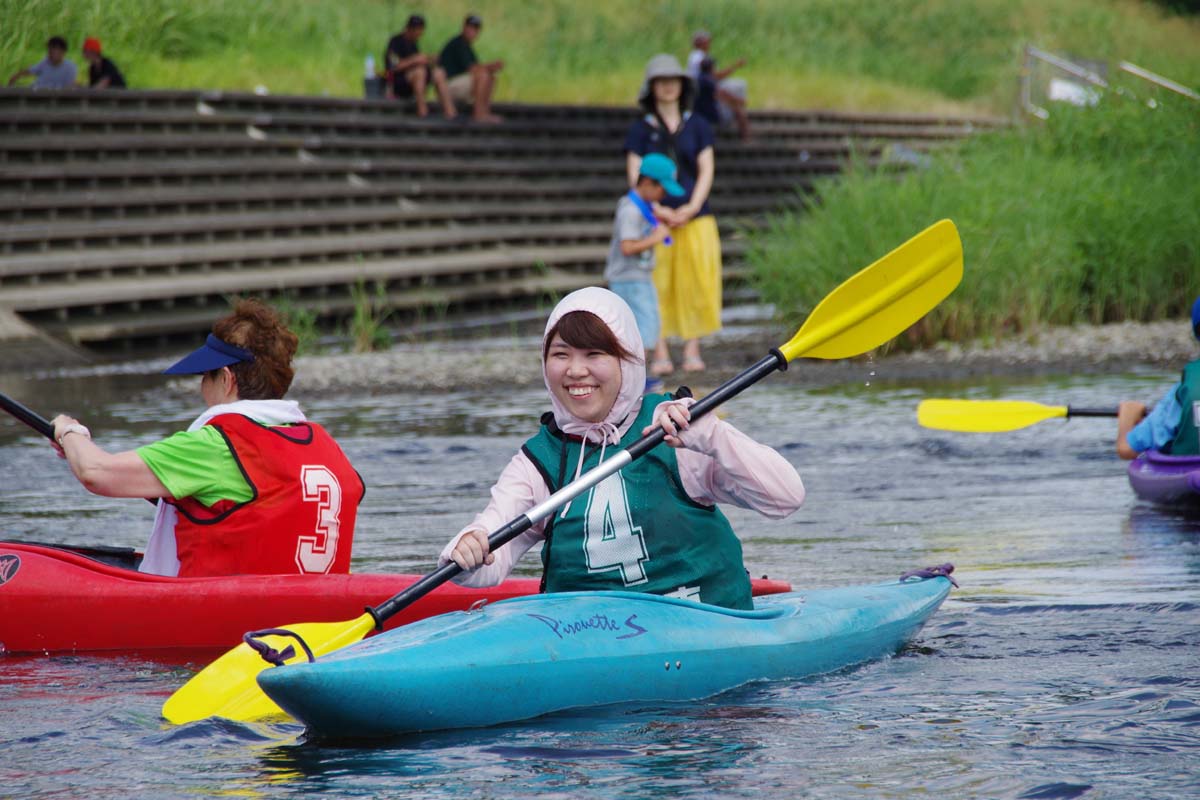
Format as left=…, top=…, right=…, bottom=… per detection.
left=682, top=356, right=706, bottom=373
left=650, top=358, right=674, bottom=376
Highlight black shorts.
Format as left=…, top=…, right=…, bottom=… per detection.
left=391, top=66, right=430, bottom=98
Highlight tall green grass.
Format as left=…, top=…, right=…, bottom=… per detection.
left=2, top=0, right=1197, bottom=113
left=748, top=89, right=1199, bottom=347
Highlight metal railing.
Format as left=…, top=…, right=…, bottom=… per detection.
left=1020, top=44, right=1197, bottom=119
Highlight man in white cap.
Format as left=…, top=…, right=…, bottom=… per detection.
left=686, top=29, right=750, bottom=140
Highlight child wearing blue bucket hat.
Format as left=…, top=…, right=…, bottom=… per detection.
left=604, top=152, right=685, bottom=393
left=1117, top=295, right=1200, bottom=459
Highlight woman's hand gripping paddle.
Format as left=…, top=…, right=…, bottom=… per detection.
left=917, top=399, right=1118, bottom=433
left=162, top=218, right=964, bottom=725
left=1, top=392, right=162, bottom=507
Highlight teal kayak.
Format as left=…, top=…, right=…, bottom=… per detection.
left=257, top=570, right=955, bottom=739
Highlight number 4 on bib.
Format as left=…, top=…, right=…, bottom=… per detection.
left=583, top=473, right=649, bottom=586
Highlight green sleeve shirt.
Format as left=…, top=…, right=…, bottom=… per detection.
left=137, top=427, right=254, bottom=507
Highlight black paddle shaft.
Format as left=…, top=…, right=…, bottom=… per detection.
left=1066, top=406, right=1120, bottom=418
left=1070, top=407, right=1123, bottom=419
left=368, top=350, right=788, bottom=627
left=0, top=391, right=55, bottom=439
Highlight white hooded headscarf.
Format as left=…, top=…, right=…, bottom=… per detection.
left=542, top=287, right=647, bottom=445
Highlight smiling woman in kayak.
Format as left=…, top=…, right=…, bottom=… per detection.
left=440, top=287, right=805, bottom=610
left=50, top=299, right=364, bottom=578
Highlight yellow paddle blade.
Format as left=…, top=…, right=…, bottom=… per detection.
left=162, top=613, right=376, bottom=724
left=779, top=219, right=963, bottom=362
left=916, top=399, right=1069, bottom=433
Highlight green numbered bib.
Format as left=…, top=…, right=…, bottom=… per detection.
left=523, top=394, right=753, bottom=610
left=1167, top=359, right=1200, bottom=455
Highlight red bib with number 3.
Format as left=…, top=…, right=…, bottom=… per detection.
left=171, top=414, right=364, bottom=577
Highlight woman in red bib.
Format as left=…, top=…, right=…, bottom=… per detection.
left=51, top=299, right=364, bottom=577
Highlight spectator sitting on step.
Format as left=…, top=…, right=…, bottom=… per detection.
left=438, top=13, right=503, bottom=124
left=7, top=35, right=78, bottom=89
left=693, top=58, right=721, bottom=130
left=384, top=14, right=456, bottom=118
left=686, top=30, right=750, bottom=140
left=81, top=38, right=126, bottom=89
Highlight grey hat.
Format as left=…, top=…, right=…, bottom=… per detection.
left=637, top=54, right=694, bottom=109
left=643, top=53, right=689, bottom=82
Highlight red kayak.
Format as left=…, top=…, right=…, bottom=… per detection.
left=0, top=541, right=792, bottom=655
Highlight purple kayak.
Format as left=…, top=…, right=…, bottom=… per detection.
left=1127, top=451, right=1200, bottom=507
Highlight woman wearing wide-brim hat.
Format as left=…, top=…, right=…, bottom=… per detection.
left=623, top=53, right=722, bottom=376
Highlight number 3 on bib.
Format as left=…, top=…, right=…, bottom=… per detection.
left=583, top=473, right=648, bottom=586
left=296, top=465, right=343, bottom=574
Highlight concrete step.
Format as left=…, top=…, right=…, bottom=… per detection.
left=0, top=87, right=1005, bottom=129
left=0, top=220, right=612, bottom=284
left=0, top=130, right=873, bottom=166
left=0, top=195, right=779, bottom=249
left=0, top=172, right=816, bottom=222
left=0, top=148, right=846, bottom=177
left=0, top=217, right=755, bottom=286
left=12, top=237, right=748, bottom=348
left=5, top=237, right=750, bottom=315
left=0, top=108, right=973, bottom=153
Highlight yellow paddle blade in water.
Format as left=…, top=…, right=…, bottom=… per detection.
left=162, top=613, right=375, bottom=725
left=779, top=219, right=963, bottom=362
left=916, top=399, right=1070, bottom=433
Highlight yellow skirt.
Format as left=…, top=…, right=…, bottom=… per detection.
left=652, top=215, right=723, bottom=340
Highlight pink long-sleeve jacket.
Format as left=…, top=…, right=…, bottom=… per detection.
left=439, top=286, right=805, bottom=586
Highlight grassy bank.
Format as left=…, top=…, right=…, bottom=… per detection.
left=2, top=0, right=1198, bottom=114
left=747, top=91, right=1199, bottom=347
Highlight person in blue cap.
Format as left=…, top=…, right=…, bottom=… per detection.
left=1117, top=295, right=1200, bottom=459
left=51, top=299, right=364, bottom=577
left=604, top=152, right=684, bottom=393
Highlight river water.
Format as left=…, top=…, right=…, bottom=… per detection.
left=0, top=359, right=1197, bottom=799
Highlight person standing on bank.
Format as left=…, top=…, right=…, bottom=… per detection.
left=50, top=299, right=365, bottom=578
left=604, top=153, right=683, bottom=393
left=438, top=13, right=503, bottom=124
left=624, top=54, right=721, bottom=376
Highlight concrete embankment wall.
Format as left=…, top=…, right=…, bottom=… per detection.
left=0, top=87, right=999, bottom=369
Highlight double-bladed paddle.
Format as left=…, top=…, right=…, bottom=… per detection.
left=916, top=398, right=1119, bottom=433
left=162, top=218, right=965, bottom=725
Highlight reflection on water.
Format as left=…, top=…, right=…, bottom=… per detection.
left=1, top=368, right=1198, bottom=798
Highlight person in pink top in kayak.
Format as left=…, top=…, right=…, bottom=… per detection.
left=439, top=286, right=805, bottom=610
left=50, top=299, right=364, bottom=578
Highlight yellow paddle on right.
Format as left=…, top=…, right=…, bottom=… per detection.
left=917, top=399, right=1118, bottom=433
